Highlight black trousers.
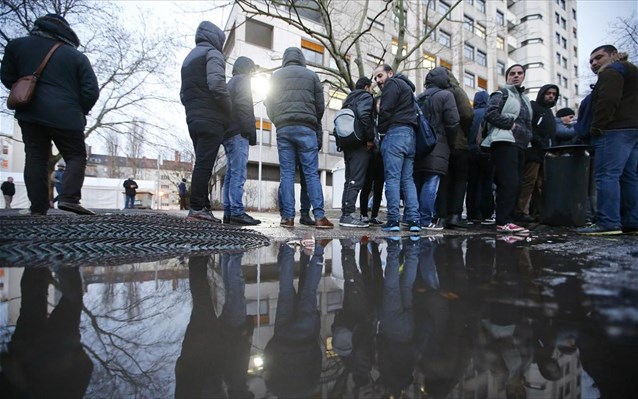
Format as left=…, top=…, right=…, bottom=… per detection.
left=491, top=142, right=525, bottom=225
left=188, top=120, right=223, bottom=211
left=342, top=145, right=370, bottom=215
left=19, top=121, right=87, bottom=214
left=466, top=151, right=495, bottom=220
left=446, top=148, right=469, bottom=216
left=360, top=149, right=384, bottom=218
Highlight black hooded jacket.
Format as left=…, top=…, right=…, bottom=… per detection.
left=468, top=91, right=489, bottom=151
left=377, top=74, right=417, bottom=134
left=180, top=21, right=231, bottom=126
left=1, top=15, right=99, bottom=130
left=266, top=47, right=325, bottom=134
left=528, top=84, right=559, bottom=163
left=414, top=67, right=460, bottom=175
left=341, top=89, right=375, bottom=144
left=225, top=56, right=257, bottom=144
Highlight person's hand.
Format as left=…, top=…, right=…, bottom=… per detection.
left=512, top=122, right=517, bottom=130
left=366, top=141, right=374, bottom=151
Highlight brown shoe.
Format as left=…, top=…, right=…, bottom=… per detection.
left=280, top=218, right=294, bottom=228
left=315, top=217, right=334, bottom=229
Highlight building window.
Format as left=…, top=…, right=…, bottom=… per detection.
left=245, top=19, right=273, bottom=49
left=572, top=9, right=577, bottom=19
left=464, top=15, right=474, bottom=32
left=496, top=36, right=504, bottom=50
left=476, top=0, right=485, bottom=13
left=496, top=10, right=505, bottom=26
left=254, top=120, right=272, bottom=145
left=424, top=0, right=436, bottom=11
left=439, top=30, right=451, bottom=47
left=555, top=12, right=560, bottom=24
left=562, top=56, right=567, bottom=68
left=575, top=84, right=579, bottom=95
left=440, top=58, right=452, bottom=70
left=328, top=90, right=347, bottom=110
left=478, top=76, right=488, bottom=89
left=2, top=145, right=8, bottom=155
left=560, top=0, right=566, bottom=10
left=423, top=52, right=436, bottom=70
left=439, top=1, right=451, bottom=18
left=475, top=23, right=487, bottom=39
left=562, top=76, right=568, bottom=88
left=563, top=96, right=569, bottom=107
left=526, top=62, right=544, bottom=69
left=573, top=27, right=577, bottom=39
left=574, top=45, right=578, bottom=57
left=497, top=61, right=505, bottom=75
left=557, top=73, right=562, bottom=84
left=465, top=0, right=473, bottom=5
left=367, top=17, right=385, bottom=30
left=464, top=71, right=475, bottom=88
left=464, top=43, right=475, bottom=60
left=561, top=17, right=566, bottom=29
left=391, top=38, right=408, bottom=55
left=556, top=52, right=561, bottom=64
left=477, top=50, right=487, bottom=66
left=574, top=65, right=578, bottom=76
left=555, top=32, right=561, bottom=44
left=521, top=14, right=543, bottom=22
left=301, top=39, right=324, bottom=65
left=562, top=37, right=567, bottom=49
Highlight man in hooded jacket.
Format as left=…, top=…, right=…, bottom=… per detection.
left=515, top=84, right=559, bottom=223
left=1, top=14, right=99, bottom=216
left=266, top=47, right=333, bottom=229
left=414, top=67, right=460, bottom=230
left=222, top=56, right=260, bottom=226
left=180, top=21, right=231, bottom=223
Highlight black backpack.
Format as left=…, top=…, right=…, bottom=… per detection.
left=333, top=101, right=365, bottom=151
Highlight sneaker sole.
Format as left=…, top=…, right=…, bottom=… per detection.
left=382, top=227, right=401, bottom=232
left=339, top=223, right=370, bottom=228
left=578, top=230, right=622, bottom=236
left=316, top=225, right=334, bottom=229
left=409, top=226, right=422, bottom=232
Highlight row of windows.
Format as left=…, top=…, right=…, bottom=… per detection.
left=555, top=32, right=568, bottom=49
left=463, top=44, right=487, bottom=66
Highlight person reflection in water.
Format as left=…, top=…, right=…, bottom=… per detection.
left=330, top=238, right=382, bottom=397
left=377, top=237, right=420, bottom=397
left=0, top=267, right=92, bottom=398
left=175, top=254, right=254, bottom=399
left=263, top=241, right=328, bottom=398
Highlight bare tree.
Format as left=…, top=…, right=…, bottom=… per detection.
left=610, top=11, right=638, bottom=62
left=126, top=120, right=144, bottom=177
left=104, top=131, right=120, bottom=178
left=234, top=0, right=462, bottom=92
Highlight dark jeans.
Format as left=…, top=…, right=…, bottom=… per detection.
left=342, top=145, right=370, bottom=215
left=188, top=121, right=223, bottom=211
left=360, top=149, right=384, bottom=218
left=491, top=142, right=525, bottom=225
left=19, top=121, right=87, bottom=214
left=466, top=151, right=495, bottom=220
left=446, top=148, right=469, bottom=217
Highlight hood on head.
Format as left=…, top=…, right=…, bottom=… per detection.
left=448, top=72, right=460, bottom=88
left=473, top=90, right=489, bottom=109
left=535, top=84, right=560, bottom=107
left=425, top=67, right=450, bottom=89
left=395, top=73, right=416, bottom=92
left=31, top=14, right=80, bottom=47
left=282, top=47, right=306, bottom=67
left=195, top=21, right=225, bottom=51
left=232, top=56, right=255, bottom=76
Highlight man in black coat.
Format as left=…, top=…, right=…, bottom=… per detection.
left=123, top=176, right=138, bottom=209
left=2, top=177, right=16, bottom=209
left=339, top=77, right=375, bottom=228
left=222, top=56, right=260, bottom=226
left=515, top=84, right=559, bottom=222
left=1, top=14, right=99, bottom=216
left=180, top=21, right=231, bottom=223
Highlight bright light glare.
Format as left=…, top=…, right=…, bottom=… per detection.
left=253, top=356, right=264, bottom=367
left=251, top=74, right=270, bottom=101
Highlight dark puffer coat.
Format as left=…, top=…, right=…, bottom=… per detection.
left=448, top=73, right=474, bottom=150
left=180, top=21, right=231, bottom=126
left=341, top=88, right=375, bottom=144
left=468, top=91, right=489, bottom=151
left=266, top=47, right=325, bottom=133
left=414, top=67, right=460, bottom=175
left=528, top=84, right=559, bottom=163
left=1, top=15, right=99, bottom=130
left=225, top=56, right=257, bottom=144
left=377, top=74, right=417, bottom=134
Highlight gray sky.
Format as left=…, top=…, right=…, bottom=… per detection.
left=577, top=0, right=638, bottom=91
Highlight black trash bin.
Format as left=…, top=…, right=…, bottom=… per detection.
left=540, top=144, right=591, bottom=226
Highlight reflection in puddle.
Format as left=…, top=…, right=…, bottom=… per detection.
left=1, top=236, right=637, bottom=398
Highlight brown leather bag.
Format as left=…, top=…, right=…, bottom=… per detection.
left=6, top=42, right=63, bottom=110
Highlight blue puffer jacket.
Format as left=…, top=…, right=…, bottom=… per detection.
left=468, top=91, right=489, bottom=151
left=180, top=21, right=231, bottom=126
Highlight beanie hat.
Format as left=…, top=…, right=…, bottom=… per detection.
left=556, top=107, right=575, bottom=117
left=505, top=64, right=525, bottom=77
left=45, top=13, right=70, bottom=27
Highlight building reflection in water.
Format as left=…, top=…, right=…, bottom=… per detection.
left=1, top=236, right=637, bottom=398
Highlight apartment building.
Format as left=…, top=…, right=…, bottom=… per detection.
left=221, top=0, right=578, bottom=209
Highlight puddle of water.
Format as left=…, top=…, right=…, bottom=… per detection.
left=1, top=236, right=637, bottom=398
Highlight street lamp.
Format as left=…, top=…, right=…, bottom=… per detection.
left=251, top=73, right=270, bottom=212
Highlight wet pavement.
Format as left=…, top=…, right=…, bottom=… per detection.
left=1, top=210, right=638, bottom=398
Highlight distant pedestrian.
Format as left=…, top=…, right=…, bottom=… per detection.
left=1, top=177, right=15, bottom=209
left=178, top=178, right=189, bottom=210
left=222, top=56, right=260, bottom=226
left=577, top=45, right=638, bottom=235
left=123, top=176, right=138, bottom=209
left=180, top=21, right=230, bottom=223
left=266, top=47, right=333, bottom=229
left=51, top=163, right=65, bottom=203
left=1, top=14, right=99, bottom=216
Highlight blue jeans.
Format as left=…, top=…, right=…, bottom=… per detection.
left=125, top=194, right=135, bottom=209
left=414, top=173, right=440, bottom=225
left=380, top=126, right=419, bottom=223
left=276, top=126, right=325, bottom=220
left=592, top=129, right=638, bottom=229
left=222, top=134, right=249, bottom=216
